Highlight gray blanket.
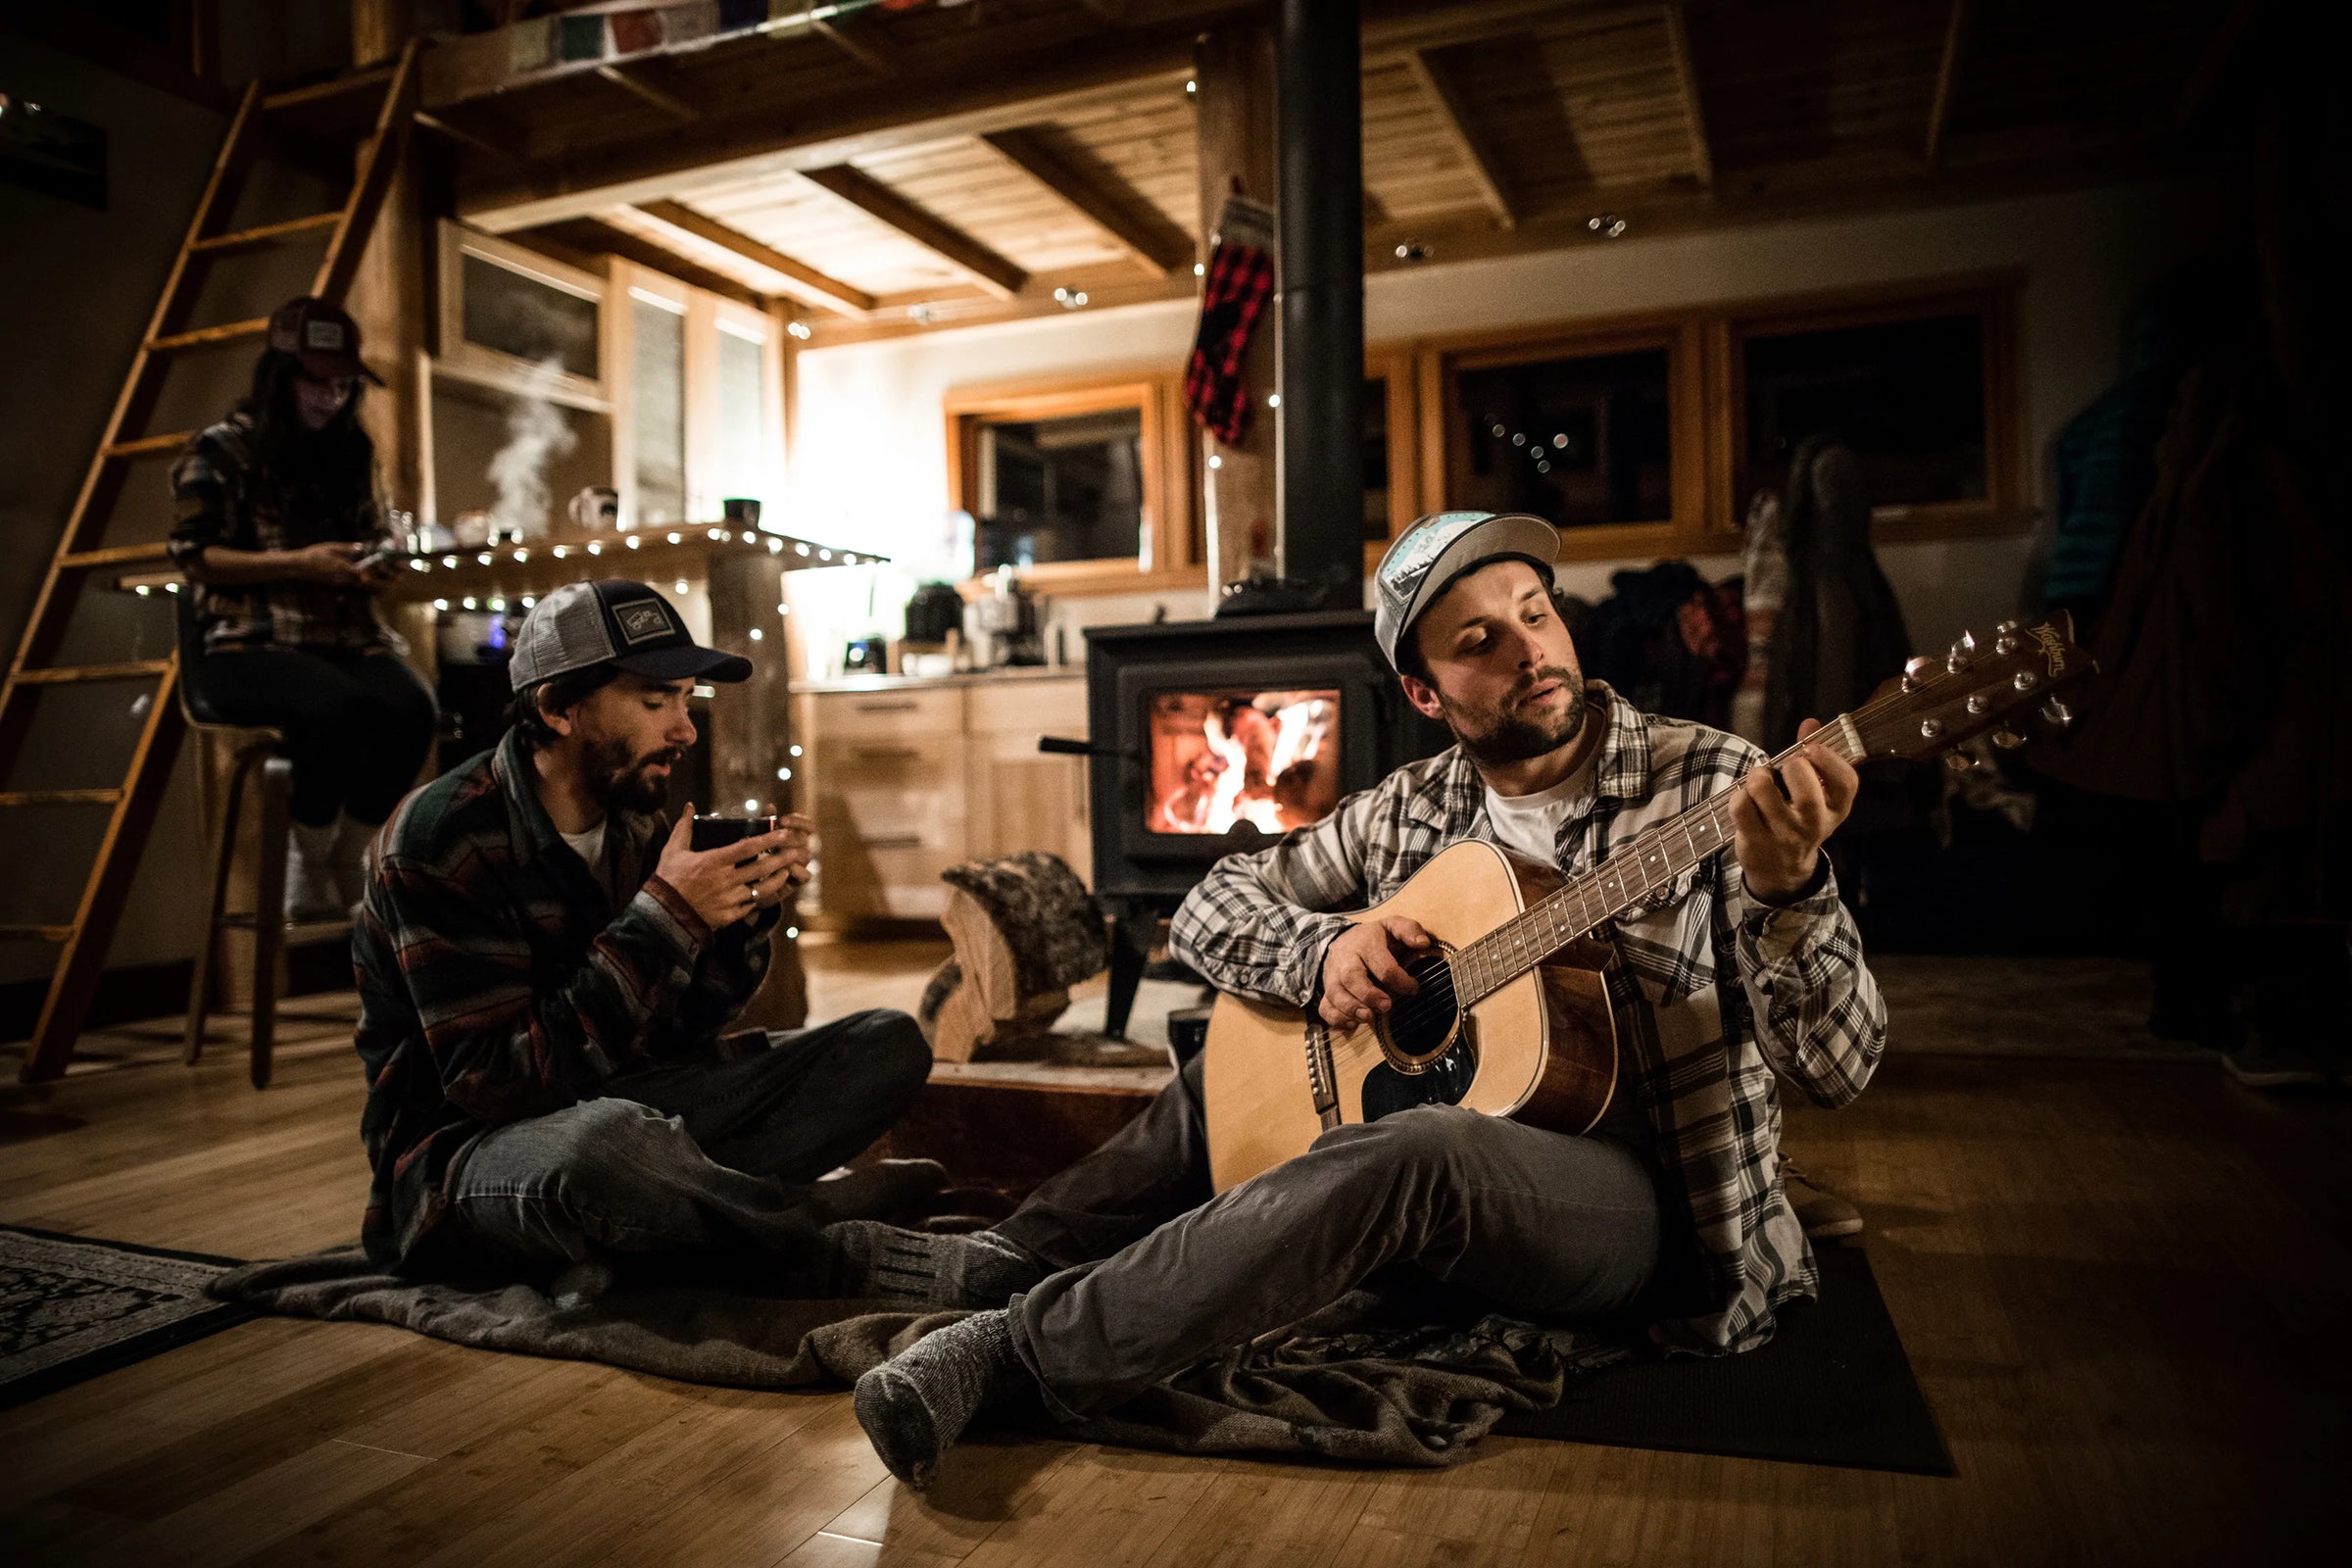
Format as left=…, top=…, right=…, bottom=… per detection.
left=208, top=1250, right=1633, bottom=1466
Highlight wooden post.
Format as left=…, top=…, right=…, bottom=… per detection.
left=709, top=549, right=808, bottom=1030
left=348, top=0, right=427, bottom=522
left=1193, top=25, right=1279, bottom=604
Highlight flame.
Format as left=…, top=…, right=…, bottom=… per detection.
left=1151, top=691, right=1336, bottom=835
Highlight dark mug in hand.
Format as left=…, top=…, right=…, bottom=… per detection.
left=691, top=813, right=775, bottom=862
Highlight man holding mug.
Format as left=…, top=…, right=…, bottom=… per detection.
left=350, top=580, right=932, bottom=1281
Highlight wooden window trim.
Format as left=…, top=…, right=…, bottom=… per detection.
left=1720, top=273, right=2026, bottom=541
left=1405, top=271, right=2026, bottom=564
left=944, top=371, right=1198, bottom=598
left=434, top=220, right=612, bottom=413
left=1361, top=344, right=1422, bottom=571
left=1415, top=312, right=1716, bottom=565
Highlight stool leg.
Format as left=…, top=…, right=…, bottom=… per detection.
left=185, top=745, right=265, bottom=1065
left=249, top=757, right=293, bottom=1089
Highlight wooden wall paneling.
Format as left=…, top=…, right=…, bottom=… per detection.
left=1192, top=24, right=1278, bottom=596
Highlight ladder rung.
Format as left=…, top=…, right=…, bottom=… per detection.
left=12, top=660, right=173, bottom=686
left=0, top=924, right=74, bottom=943
left=188, top=213, right=341, bottom=255
left=148, top=318, right=269, bottom=354
left=220, top=913, right=355, bottom=941
left=262, top=64, right=395, bottom=115
left=0, top=789, right=125, bottom=808
left=107, top=431, right=193, bottom=460
left=61, top=542, right=173, bottom=570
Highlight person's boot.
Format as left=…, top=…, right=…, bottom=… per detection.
left=284, top=819, right=345, bottom=921
left=328, top=812, right=376, bottom=911
left=1781, top=1158, right=1864, bottom=1241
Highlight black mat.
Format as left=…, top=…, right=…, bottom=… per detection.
left=0, top=1225, right=256, bottom=1410
left=1498, top=1244, right=1953, bottom=1474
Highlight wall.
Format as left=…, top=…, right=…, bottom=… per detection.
left=789, top=178, right=2216, bottom=674
left=0, top=15, right=347, bottom=1004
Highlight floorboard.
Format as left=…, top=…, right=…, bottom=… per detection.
left=3, top=948, right=2347, bottom=1565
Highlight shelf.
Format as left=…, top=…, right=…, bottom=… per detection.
left=112, top=526, right=886, bottom=601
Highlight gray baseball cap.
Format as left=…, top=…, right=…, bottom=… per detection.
left=1372, top=511, right=1560, bottom=668
left=508, top=580, right=753, bottom=691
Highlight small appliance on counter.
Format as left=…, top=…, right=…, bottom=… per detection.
left=842, top=635, right=889, bottom=674
left=970, top=564, right=1043, bottom=667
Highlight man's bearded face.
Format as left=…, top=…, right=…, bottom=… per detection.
left=1437, top=662, right=1589, bottom=765
left=583, top=729, right=684, bottom=814
left=1401, top=561, right=1592, bottom=767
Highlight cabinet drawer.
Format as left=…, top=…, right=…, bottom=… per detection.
left=813, top=686, right=963, bottom=739
left=966, top=676, right=1086, bottom=737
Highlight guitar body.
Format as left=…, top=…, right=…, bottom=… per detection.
left=1202, top=839, right=1620, bottom=1193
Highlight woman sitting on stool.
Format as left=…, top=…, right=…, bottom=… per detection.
left=168, top=296, right=437, bottom=918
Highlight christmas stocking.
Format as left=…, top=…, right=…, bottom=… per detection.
left=1184, top=195, right=1276, bottom=446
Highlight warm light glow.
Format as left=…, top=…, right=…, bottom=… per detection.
left=1148, top=691, right=1340, bottom=836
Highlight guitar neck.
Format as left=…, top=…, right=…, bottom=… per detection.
left=1451, top=714, right=1866, bottom=1005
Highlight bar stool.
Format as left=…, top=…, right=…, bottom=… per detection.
left=176, top=592, right=348, bottom=1088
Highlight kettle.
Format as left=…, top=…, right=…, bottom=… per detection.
left=904, top=582, right=964, bottom=645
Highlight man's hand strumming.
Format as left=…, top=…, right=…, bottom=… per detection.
left=1318, top=915, right=1435, bottom=1028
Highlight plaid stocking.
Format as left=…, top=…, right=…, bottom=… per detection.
left=1184, top=200, right=1276, bottom=445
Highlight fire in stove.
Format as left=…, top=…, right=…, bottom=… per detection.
left=1147, top=689, right=1342, bottom=835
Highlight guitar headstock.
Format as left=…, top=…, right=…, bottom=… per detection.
left=1845, top=612, right=2096, bottom=764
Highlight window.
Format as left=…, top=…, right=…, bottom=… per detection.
left=713, top=318, right=771, bottom=512
left=1735, top=306, right=1995, bottom=517
left=946, top=375, right=1195, bottom=594
left=973, top=408, right=1144, bottom=569
left=630, top=289, right=686, bottom=528
left=458, top=252, right=601, bottom=381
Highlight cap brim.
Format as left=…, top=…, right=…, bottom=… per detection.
left=611, top=644, right=754, bottom=683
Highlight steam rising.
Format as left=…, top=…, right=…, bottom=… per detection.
left=489, top=358, right=575, bottom=539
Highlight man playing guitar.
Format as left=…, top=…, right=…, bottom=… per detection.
left=828, top=511, right=1886, bottom=1489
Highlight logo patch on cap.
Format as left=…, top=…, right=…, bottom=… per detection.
left=612, top=600, right=675, bottom=646
left=304, top=319, right=347, bottom=352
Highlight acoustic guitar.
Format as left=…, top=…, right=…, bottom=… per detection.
left=1201, top=613, right=2094, bottom=1193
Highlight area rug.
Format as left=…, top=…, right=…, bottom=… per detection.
left=0, top=1225, right=256, bottom=1409
left=1498, top=1243, right=1953, bottom=1475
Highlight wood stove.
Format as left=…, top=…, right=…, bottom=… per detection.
left=1069, top=612, right=1447, bottom=1035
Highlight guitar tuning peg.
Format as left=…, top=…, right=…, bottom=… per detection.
left=2040, top=697, right=2073, bottom=727
left=1902, top=655, right=1936, bottom=692
left=1991, top=728, right=2028, bottom=750
left=1995, top=618, right=2022, bottom=636
left=1944, top=750, right=1977, bottom=772
left=1945, top=630, right=1977, bottom=674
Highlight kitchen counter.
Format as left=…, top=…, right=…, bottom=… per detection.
left=797, top=665, right=1081, bottom=695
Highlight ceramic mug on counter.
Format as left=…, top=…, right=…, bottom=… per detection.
left=568, top=486, right=619, bottom=531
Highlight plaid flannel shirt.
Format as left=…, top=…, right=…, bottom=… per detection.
left=167, top=412, right=393, bottom=652
left=1168, top=683, right=1886, bottom=1354
left=353, top=728, right=779, bottom=1268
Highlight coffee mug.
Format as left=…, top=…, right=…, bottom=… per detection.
left=568, top=485, right=620, bottom=531
left=721, top=497, right=761, bottom=528
left=690, top=813, right=776, bottom=855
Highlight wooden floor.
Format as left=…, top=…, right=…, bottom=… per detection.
left=3, top=947, right=2348, bottom=1566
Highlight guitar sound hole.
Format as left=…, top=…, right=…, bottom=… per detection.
left=1360, top=953, right=1476, bottom=1122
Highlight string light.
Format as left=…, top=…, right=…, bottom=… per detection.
left=673, top=580, right=689, bottom=595
left=776, top=766, right=792, bottom=780
left=666, top=532, right=681, bottom=544
left=463, top=596, right=478, bottom=610
left=433, top=598, right=449, bottom=611
left=587, top=541, right=603, bottom=555
left=749, top=627, right=762, bottom=640
left=784, top=926, right=799, bottom=940
left=626, top=536, right=641, bottom=549
left=789, top=744, right=803, bottom=757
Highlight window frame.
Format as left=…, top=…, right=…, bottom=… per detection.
left=1416, top=311, right=1715, bottom=564
left=1713, top=272, right=2024, bottom=542
left=943, top=371, right=1197, bottom=597
left=1362, top=343, right=1423, bottom=569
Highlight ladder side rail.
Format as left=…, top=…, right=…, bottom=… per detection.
left=312, top=40, right=421, bottom=306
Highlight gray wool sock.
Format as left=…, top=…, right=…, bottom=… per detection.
left=854, top=1307, right=1024, bottom=1491
left=819, top=1221, right=1044, bottom=1308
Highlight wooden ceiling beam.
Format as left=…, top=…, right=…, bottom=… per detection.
left=1403, top=48, right=1518, bottom=229
left=527, top=218, right=767, bottom=312
left=593, top=62, right=697, bottom=124
left=799, top=165, right=1029, bottom=300
left=979, top=127, right=1194, bottom=276
left=811, top=16, right=903, bottom=79
left=1660, top=1, right=1714, bottom=188
left=1924, top=0, right=1973, bottom=166
left=629, top=199, right=877, bottom=317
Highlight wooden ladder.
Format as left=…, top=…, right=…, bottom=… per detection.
left=1, top=44, right=420, bottom=1084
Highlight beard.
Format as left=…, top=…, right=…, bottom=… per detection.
left=1439, top=664, right=1589, bottom=766
left=583, top=733, right=682, bottom=815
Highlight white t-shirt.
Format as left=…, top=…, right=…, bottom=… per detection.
left=559, top=819, right=609, bottom=882
left=1482, top=744, right=1599, bottom=868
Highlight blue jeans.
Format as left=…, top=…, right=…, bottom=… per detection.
left=997, top=1055, right=1662, bottom=1420
left=442, top=1009, right=929, bottom=1270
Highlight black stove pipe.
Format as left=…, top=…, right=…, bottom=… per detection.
left=1276, top=0, right=1365, bottom=607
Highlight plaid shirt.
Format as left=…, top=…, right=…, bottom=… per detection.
left=353, top=728, right=779, bottom=1268
left=167, top=411, right=393, bottom=652
left=1169, top=683, right=1886, bottom=1354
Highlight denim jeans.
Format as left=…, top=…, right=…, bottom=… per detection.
left=996, top=1055, right=1662, bottom=1420
left=442, top=1008, right=929, bottom=1271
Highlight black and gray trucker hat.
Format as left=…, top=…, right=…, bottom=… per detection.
left=1371, top=511, right=1561, bottom=669
left=508, top=580, right=753, bottom=691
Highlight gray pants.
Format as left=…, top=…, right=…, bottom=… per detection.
left=443, top=1009, right=930, bottom=1271
left=995, top=1055, right=1662, bottom=1420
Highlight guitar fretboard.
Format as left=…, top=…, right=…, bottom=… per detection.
left=1449, top=715, right=1864, bottom=1005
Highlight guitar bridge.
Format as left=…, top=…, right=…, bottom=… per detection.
left=1304, top=1020, right=1341, bottom=1130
